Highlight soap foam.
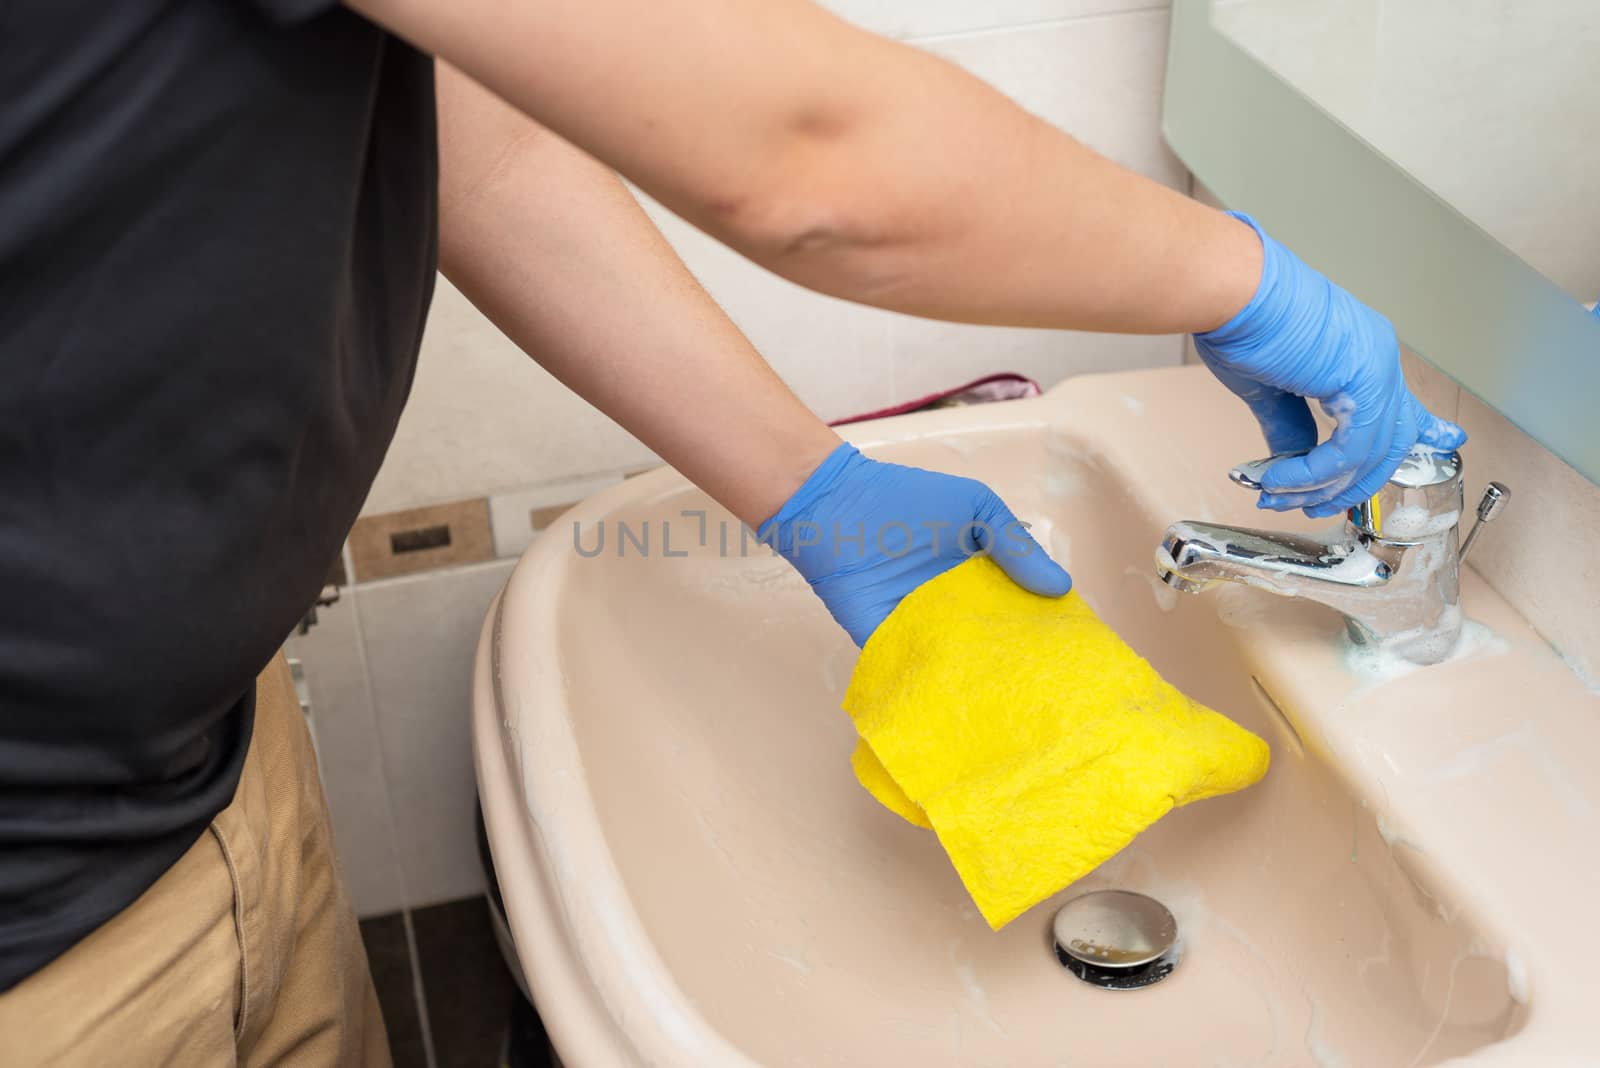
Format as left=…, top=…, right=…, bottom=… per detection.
left=1044, top=469, right=1086, bottom=500
left=1342, top=616, right=1507, bottom=685
left=1503, top=947, right=1530, bottom=1005
left=1390, top=448, right=1458, bottom=486
left=1303, top=991, right=1348, bottom=1068
left=1026, top=517, right=1073, bottom=570
left=939, top=436, right=982, bottom=459
left=1375, top=811, right=1426, bottom=854
left=950, top=944, right=1005, bottom=1035
left=772, top=947, right=813, bottom=976
left=1379, top=504, right=1461, bottom=540
left=1558, top=648, right=1600, bottom=696
left=1051, top=530, right=1073, bottom=569
left=1428, top=722, right=1595, bottom=820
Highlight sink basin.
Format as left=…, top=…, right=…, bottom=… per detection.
left=475, top=366, right=1600, bottom=1066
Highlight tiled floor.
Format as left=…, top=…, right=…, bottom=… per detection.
left=361, top=896, right=548, bottom=1068
left=361, top=913, right=430, bottom=1068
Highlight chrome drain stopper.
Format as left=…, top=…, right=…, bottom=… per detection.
left=1052, top=890, right=1179, bottom=990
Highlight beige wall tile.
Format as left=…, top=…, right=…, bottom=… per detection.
left=349, top=497, right=494, bottom=582
left=1457, top=391, right=1600, bottom=688
left=1399, top=347, right=1461, bottom=425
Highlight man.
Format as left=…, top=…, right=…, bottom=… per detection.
left=0, top=0, right=1462, bottom=1063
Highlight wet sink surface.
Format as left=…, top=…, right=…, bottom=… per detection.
left=477, top=368, right=1598, bottom=1067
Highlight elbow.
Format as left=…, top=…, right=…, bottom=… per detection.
left=696, top=129, right=911, bottom=302
left=715, top=183, right=908, bottom=303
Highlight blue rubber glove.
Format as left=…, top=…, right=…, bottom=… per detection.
left=1194, top=213, right=1467, bottom=518
left=759, top=443, right=1072, bottom=646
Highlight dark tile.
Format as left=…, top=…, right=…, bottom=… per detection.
left=347, top=498, right=494, bottom=582
left=388, top=1037, right=430, bottom=1068
left=360, top=912, right=428, bottom=1068
left=412, top=896, right=529, bottom=1068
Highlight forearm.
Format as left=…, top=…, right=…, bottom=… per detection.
left=436, top=65, right=839, bottom=527
left=351, top=0, right=1260, bottom=335
left=739, top=101, right=1260, bottom=333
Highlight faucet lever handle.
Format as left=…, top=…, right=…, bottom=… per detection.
left=1458, top=482, right=1512, bottom=563
left=1228, top=451, right=1311, bottom=492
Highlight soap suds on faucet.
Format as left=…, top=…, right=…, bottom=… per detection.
left=1341, top=616, right=1508, bottom=684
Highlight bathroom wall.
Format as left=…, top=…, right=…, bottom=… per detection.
left=292, top=1, right=1190, bottom=917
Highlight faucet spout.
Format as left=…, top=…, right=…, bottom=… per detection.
left=1155, top=450, right=1473, bottom=666
left=1158, top=522, right=1391, bottom=597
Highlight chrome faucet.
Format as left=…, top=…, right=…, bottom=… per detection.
left=1156, top=450, right=1510, bottom=665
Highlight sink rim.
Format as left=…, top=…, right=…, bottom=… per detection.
left=475, top=366, right=1599, bottom=1067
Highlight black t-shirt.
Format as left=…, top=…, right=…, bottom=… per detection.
left=0, top=0, right=437, bottom=989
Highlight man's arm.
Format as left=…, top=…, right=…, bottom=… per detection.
left=436, top=65, right=1073, bottom=643
left=355, top=0, right=1261, bottom=336
left=436, top=64, right=840, bottom=526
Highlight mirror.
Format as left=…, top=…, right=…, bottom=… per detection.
left=1213, top=0, right=1600, bottom=304
left=1164, top=0, right=1600, bottom=486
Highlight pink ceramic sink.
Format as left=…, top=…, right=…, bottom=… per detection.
left=474, top=367, right=1600, bottom=1066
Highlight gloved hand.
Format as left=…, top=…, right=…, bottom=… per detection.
left=1194, top=212, right=1467, bottom=518
left=759, top=443, right=1071, bottom=646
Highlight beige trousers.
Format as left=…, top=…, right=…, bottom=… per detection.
left=0, top=653, right=392, bottom=1067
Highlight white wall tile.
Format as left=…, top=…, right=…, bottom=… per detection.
left=1456, top=391, right=1600, bottom=690
left=362, top=281, right=659, bottom=517
left=285, top=593, right=408, bottom=917
left=489, top=474, right=624, bottom=559
left=358, top=559, right=519, bottom=908
left=918, top=9, right=1184, bottom=191
left=886, top=8, right=1188, bottom=397
left=633, top=199, right=899, bottom=424
left=889, top=317, right=1182, bottom=399
left=818, top=0, right=1167, bottom=40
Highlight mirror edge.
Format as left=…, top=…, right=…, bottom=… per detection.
left=1163, top=0, right=1600, bottom=487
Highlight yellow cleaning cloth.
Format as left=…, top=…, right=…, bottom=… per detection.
left=843, top=555, right=1269, bottom=929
